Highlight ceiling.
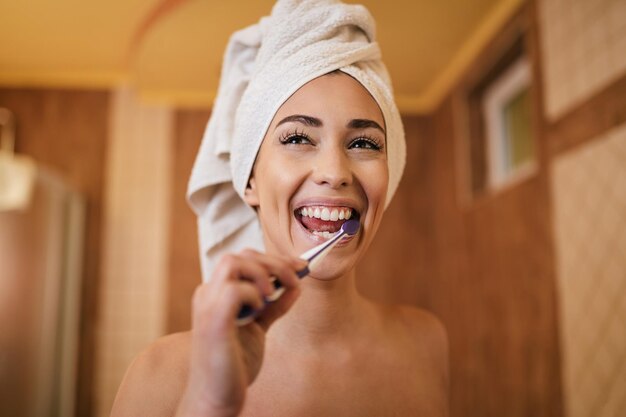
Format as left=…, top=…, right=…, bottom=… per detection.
left=0, top=0, right=521, bottom=113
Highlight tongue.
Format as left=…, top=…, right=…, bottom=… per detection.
left=300, top=215, right=344, bottom=233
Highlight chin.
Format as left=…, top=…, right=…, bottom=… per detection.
left=296, top=228, right=364, bottom=282
left=308, top=270, right=354, bottom=281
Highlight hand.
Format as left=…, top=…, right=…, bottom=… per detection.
left=176, top=249, right=304, bottom=417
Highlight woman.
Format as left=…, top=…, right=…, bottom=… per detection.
left=112, top=1, right=448, bottom=416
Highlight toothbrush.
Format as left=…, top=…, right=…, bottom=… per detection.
left=236, top=219, right=360, bottom=326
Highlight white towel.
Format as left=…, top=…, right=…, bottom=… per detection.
left=187, top=0, right=405, bottom=282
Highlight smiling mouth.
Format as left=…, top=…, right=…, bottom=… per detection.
left=294, top=206, right=360, bottom=239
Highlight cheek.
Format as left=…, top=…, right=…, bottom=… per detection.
left=254, top=155, right=307, bottom=255
left=256, top=154, right=306, bottom=217
left=359, top=161, right=389, bottom=206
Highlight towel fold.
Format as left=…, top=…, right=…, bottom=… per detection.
left=187, top=0, right=405, bottom=282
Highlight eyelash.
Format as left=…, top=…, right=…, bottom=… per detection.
left=279, top=130, right=383, bottom=151
left=279, top=129, right=311, bottom=145
left=349, top=135, right=382, bottom=151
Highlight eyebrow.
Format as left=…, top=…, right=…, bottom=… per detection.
left=275, top=114, right=385, bottom=134
left=276, top=114, right=322, bottom=128
left=348, top=118, right=385, bottom=133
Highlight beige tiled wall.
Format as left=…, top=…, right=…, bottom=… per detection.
left=541, top=1, right=626, bottom=413
left=538, top=0, right=626, bottom=120
left=551, top=123, right=626, bottom=417
left=95, top=88, right=172, bottom=417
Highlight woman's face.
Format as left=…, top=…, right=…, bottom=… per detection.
left=244, top=72, right=389, bottom=279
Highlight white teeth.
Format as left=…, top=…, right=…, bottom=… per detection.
left=298, top=206, right=354, bottom=220
left=312, top=230, right=337, bottom=239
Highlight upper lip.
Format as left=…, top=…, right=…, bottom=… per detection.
left=293, top=197, right=363, bottom=217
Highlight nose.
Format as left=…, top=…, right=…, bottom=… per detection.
left=311, top=145, right=353, bottom=188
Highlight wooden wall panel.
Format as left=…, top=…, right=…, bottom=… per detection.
left=166, top=109, right=207, bottom=332
left=0, top=88, right=109, bottom=417
left=362, top=104, right=562, bottom=417
left=361, top=3, right=563, bottom=417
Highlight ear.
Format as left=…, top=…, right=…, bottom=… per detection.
left=243, top=176, right=260, bottom=207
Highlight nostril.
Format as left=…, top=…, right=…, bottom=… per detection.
left=315, top=174, right=352, bottom=188
left=312, top=159, right=352, bottom=187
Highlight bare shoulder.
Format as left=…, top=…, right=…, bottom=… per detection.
left=375, top=304, right=449, bottom=415
left=375, top=303, right=449, bottom=380
left=396, top=305, right=448, bottom=354
left=375, top=303, right=447, bottom=349
left=398, top=305, right=448, bottom=373
left=110, top=331, right=191, bottom=417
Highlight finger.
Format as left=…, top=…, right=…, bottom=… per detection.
left=192, top=281, right=265, bottom=335
left=239, top=250, right=304, bottom=291
left=211, top=254, right=274, bottom=297
left=237, top=252, right=303, bottom=327
left=218, top=281, right=265, bottom=323
left=241, top=249, right=306, bottom=270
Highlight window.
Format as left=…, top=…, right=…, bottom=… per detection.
left=482, top=56, right=536, bottom=191
left=463, top=35, right=537, bottom=199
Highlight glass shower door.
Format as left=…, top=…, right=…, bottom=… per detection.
left=0, top=169, right=85, bottom=417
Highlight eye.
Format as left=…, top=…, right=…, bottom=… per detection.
left=279, top=130, right=313, bottom=145
left=349, top=137, right=382, bottom=151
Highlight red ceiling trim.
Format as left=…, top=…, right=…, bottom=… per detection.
left=126, top=0, right=191, bottom=66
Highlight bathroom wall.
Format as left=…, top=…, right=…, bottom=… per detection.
left=165, top=109, right=205, bottom=333
left=539, top=0, right=626, bottom=416
left=538, top=0, right=626, bottom=121
left=93, top=88, right=173, bottom=417
left=551, top=125, right=626, bottom=417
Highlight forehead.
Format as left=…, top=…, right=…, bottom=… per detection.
left=270, top=72, right=385, bottom=128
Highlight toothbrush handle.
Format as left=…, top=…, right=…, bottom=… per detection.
left=235, top=266, right=309, bottom=326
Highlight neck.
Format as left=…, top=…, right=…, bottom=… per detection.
left=267, top=268, right=372, bottom=350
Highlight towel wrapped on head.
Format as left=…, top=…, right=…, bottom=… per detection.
left=187, top=0, right=406, bottom=282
